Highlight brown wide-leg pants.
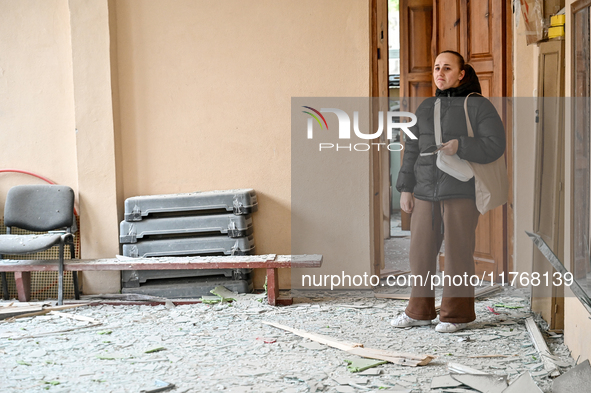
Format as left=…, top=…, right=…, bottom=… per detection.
left=404, top=198, right=480, bottom=323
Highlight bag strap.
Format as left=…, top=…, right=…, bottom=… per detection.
left=464, top=92, right=479, bottom=138
left=434, top=98, right=442, bottom=145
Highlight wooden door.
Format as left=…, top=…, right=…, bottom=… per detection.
left=371, top=0, right=390, bottom=273
left=434, top=0, right=507, bottom=281
left=399, top=0, right=434, bottom=230
left=531, top=40, right=565, bottom=331
left=399, top=0, right=510, bottom=281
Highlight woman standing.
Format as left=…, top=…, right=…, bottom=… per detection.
left=391, top=51, right=506, bottom=333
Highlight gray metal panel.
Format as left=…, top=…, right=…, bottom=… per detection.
left=119, top=214, right=253, bottom=243
left=122, top=235, right=255, bottom=257
left=121, top=276, right=253, bottom=298
left=121, top=268, right=251, bottom=287
left=124, top=189, right=258, bottom=221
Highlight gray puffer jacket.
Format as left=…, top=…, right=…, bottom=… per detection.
left=395, top=72, right=505, bottom=202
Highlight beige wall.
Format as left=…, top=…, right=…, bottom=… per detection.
left=0, top=0, right=77, bottom=209
left=564, top=0, right=591, bottom=363
left=513, top=0, right=591, bottom=361
left=113, top=0, right=371, bottom=288
left=513, top=6, right=538, bottom=280
left=68, top=0, right=122, bottom=293
left=0, top=0, right=372, bottom=292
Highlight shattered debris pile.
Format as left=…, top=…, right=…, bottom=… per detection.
left=0, top=286, right=585, bottom=392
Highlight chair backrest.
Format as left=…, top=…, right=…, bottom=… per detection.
left=4, top=185, right=75, bottom=232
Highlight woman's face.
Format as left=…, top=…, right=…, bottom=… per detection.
left=433, top=53, right=465, bottom=90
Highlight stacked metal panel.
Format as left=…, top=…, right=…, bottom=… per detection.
left=119, top=189, right=258, bottom=297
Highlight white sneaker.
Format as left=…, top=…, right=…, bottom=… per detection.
left=390, top=313, right=432, bottom=328
left=435, top=322, right=468, bottom=333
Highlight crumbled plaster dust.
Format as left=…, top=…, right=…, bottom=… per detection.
left=0, top=286, right=577, bottom=392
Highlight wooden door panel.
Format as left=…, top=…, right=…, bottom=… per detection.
left=435, top=0, right=461, bottom=51
left=408, top=6, right=434, bottom=73
left=477, top=75, right=493, bottom=97
left=475, top=218, right=492, bottom=254
left=400, top=0, right=434, bottom=231
left=409, top=81, right=433, bottom=97
left=401, top=0, right=434, bottom=100
left=434, top=0, right=506, bottom=282
left=468, top=0, right=492, bottom=56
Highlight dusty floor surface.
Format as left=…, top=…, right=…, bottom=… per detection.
left=0, top=286, right=576, bottom=393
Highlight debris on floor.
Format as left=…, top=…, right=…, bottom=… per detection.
left=551, top=359, right=591, bottom=393
left=0, top=286, right=583, bottom=392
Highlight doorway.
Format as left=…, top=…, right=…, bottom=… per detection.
left=374, top=0, right=513, bottom=282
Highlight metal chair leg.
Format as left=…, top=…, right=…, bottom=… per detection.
left=58, top=242, right=64, bottom=306
left=1, top=272, right=9, bottom=300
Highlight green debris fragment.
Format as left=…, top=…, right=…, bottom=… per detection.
left=17, top=360, right=31, bottom=366
left=210, top=286, right=237, bottom=302
left=344, top=358, right=387, bottom=373
left=44, top=381, right=60, bottom=386
left=493, top=303, right=523, bottom=309
left=200, top=296, right=221, bottom=304
left=144, top=347, right=166, bottom=354
left=98, top=331, right=112, bottom=335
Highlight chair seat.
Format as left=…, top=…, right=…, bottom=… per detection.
left=0, top=234, right=64, bottom=254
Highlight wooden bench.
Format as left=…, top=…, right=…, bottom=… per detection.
left=0, top=254, right=323, bottom=306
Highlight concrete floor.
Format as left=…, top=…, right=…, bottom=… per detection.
left=0, top=286, right=576, bottom=392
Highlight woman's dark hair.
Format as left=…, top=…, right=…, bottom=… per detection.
left=438, top=50, right=479, bottom=89
left=439, top=50, right=465, bottom=70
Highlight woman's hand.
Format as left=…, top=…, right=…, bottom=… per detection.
left=400, top=192, right=414, bottom=214
left=440, top=139, right=459, bottom=155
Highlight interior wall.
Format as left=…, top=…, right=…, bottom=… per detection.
left=0, top=0, right=77, bottom=210
left=513, top=5, right=539, bottom=280
left=564, top=0, right=591, bottom=362
left=68, top=0, right=122, bottom=294
left=113, top=0, right=371, bottom=288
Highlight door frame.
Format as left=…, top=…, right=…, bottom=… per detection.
left=370, top=0, right=515, bottom=276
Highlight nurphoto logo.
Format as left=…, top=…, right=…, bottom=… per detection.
left=302, top=106, right=418, bottom=152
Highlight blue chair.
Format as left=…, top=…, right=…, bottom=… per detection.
left=0, top=185, right=79, bottom=305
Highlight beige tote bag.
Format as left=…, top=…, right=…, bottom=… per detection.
left=464, top=93, right=509, bottom=215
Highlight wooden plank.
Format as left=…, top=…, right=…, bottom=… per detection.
left=14, top=271, right=31, bottom=302
left=347, top=347, right=434, bottom=367
left=0, top=305, right=43, bottom=320
left=4, top=304, right=89, bottom=320
left=266, top=268, right=279, bottom=306
left=263, top=321, right=433, bottom=367
left=262, top=321, right=364, bottom=351
left=0, top=254, right=323, bottom=272
left=524, top=317, right=560, bottom=377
